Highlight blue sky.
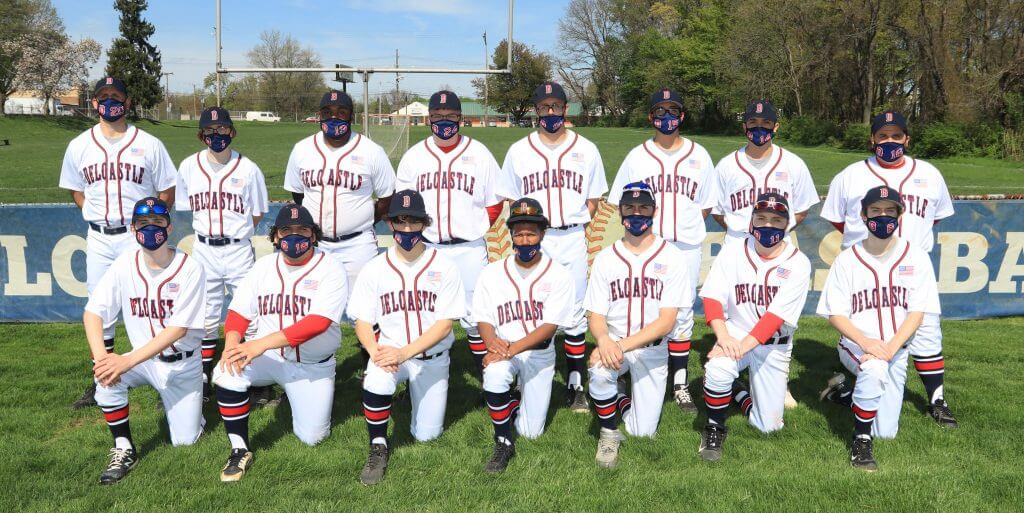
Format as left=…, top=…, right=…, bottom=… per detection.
left=54, top=0, right=565, bottom=100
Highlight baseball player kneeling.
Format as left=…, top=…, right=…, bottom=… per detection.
left=84, top=198, right=207, bottom=485
left=349, top=190, right=466, bottom=485
left=212, top=204, right=349, bottom=482
left=474, top=198, right=576, bottom=473
left=817, top=186, right=941, bottom=472
left=585, top=182, right=692, bottom=469
left=697, top=193, right=811, bottom=462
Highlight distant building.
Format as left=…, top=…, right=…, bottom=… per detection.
left=4, top=88, right=85, bottom=115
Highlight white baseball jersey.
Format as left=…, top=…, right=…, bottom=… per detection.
left=714, top=145, right=818, bottom=236
left=821, top=156, right=954, bottom=252
left=348, top=247, right=467, bottom=355
left=497, top=130, right=608, bottom=228
left=396, top=136, right=501, bottom=243
left=85, top=248, right=206, bottom=354
left=228, top=249, right=349, bottom=363
left=283, top=132, right=396, bottom=238
left=174, top=149, right=270, bottom=239
left=59, top=125, right=177, bottom=226
left=699, top=237, right=812, bottom=338
left=607, top=138, right=717, bottom=245
left=584, top=238, right=691, bottom=340
left=817, top=238, right=941, bottom=342
left=473, top=254, right=576, bottom=341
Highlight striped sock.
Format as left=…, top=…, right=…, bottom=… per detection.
left=485, top=390, right=520, bottom=442
left=852, top=403, right=876, bottom=438
left=103, top=338, right=115, bottom=354
left=216, top=386, right=251, bottom=450
left=734, top=388, right=753, bottom=417
left=591, top=393, right=618, bottom=430
left=201, top=338, right=218, bottom=382
left=363, top=390, right=392, bottom=446
left=563, top=333, right=587, bottom=389
left=616, top=393, right=632, bottom=417
left=468, top=335, right=487, bottom=375
left=704, top=384, right=731, bottom=425
left=667, top=339, right=691, bottom=387
left=101, top=403, right=133, bottom=450
left=913, top=353, right=945, bottom=403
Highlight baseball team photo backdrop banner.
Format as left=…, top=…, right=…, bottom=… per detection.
left=1, top=201, right=1022, bottom=322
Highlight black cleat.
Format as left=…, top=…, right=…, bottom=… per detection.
left=927, top=399, right=959, bottom=428
left=202, top=380, right=212, bottom=403
left=250, top=386, right=279, bottom=409
left=850, top=436, right=878, bottom=472
left=72, top=382, right=98, bottom=410
left=220, top=448, right=254, bottom=482
left=359, top=443, right=390, bottom=485
left=484, top=441, right=516, bottom=474
left=567, top=386, right=590, bottom=413
left=698, top=424, right=727, bottom=462
left=819, top=373, right=850, bottom=402
left=99, top=448, right=137, bottom=485
left=674, top=383, right=697, bottom=413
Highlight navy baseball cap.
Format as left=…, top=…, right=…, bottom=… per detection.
left=531, top=81, right=568, bottom=105
left=861, top=186, right=904, bottom=214
left=131, top=197, right=171, bottom=223
left=274, top=203, right=318, bottom=229
left=649, top=88, right=684, bottom=111
left=743, top=99, right=778, bottom=122
left=871, top=111, right=908, bottom=134
left=94, top=76, right=128, bottom=96
left=752, top=192, right=790, bottom=218
left=320, top=90, right=354, bottom=110
left=620, top=182, right=656, bottom=207
left=388, top=190, right=429, bottom=220
left=506, top=197, right=549, bottom=230
left=199, top=107, right=232, bottom=128
left=429, top=90, right=461, bottom=112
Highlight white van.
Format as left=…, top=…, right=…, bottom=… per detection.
left=245, top=111, right=280, bottom=122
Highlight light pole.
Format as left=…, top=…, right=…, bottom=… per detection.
left=161, top=72, right=174, bottom=120
left=483, top=31, right=489, bottom=128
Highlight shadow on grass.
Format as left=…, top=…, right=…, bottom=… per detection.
left=791, top=336, right=853, bottom=441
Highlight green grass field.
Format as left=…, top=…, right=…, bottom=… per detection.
left=2, top=318, right=1021, bottom=512
left=1, top=116, right=1022, bottom=204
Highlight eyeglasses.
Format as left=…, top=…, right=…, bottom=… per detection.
left=651, top=106, right=682, bottom=117
left=200, top=126, right=232, bottom=136
left=536, top=103, right=566, bottom=115
left=509, top=202, right=541, bottom=216
left=429, top=114, right=460, bottom=122
left=133, top=202, right=169, bottom=217
left=753, top=200, right=789, bottom=214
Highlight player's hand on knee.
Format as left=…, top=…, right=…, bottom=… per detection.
left=719, top=336, right=742, bottom=361
left=596, top=338, right=623, bottom=370
left=484, top=337, right=511, bottom=357
left=94, top=353, right=132, bottom=387
left=482, top=352, right=503, bottom=368
left=374, top=346, right=408, bottom=368
left=224, top=342, right=264, bottom=372
left=707, top=345, right=725, bottom=360
left=861, top=338, right=889, bottom=361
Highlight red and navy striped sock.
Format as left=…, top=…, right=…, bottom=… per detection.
left=852, top=403, right=876, bottom=438
left=591, top=393, right=618, bottom=430
left=704, top=384, right=731, bottom=425
left=101, top=403, right=133, bottom=450
left=564, top=333, right=587, bottom=389
left=734, top=388, right=753, bottom=417
left=201, top=338, right=218, bottom=382
left=103, top=338, right=115, bottom=354
left=468, top=335, right=487, bottom=375
left=216, top=386, right=251, bottom=450
left=485, top=390, right=520, bottom=442
left=616, top=393, right=632, bottom=417
left=667, top=339, right=691, bottom=387
left=913, top=353, right=945, bottom=403
left=363, top=390, right=392, bottom=446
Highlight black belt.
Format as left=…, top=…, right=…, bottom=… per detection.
left=766, top=335, right=791, bottom=346
left=416, top=349, right=448, bottom=361
left=89, top=222, right=128, bottom=235
left=432, top=238, right=469, bottom=245
left=198, top=234, right=241, bottom=246
left=158, top=350, right=195, bottom=362
left=317, top=354, right=334, bottom=364
left=548, top=223, right=580, bottom=231
left=321, top=231, right=364, bottom=243
left=650, top=338, right=663, bottom=347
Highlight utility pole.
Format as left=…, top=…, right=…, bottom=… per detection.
left=161, top=72, right=174, bottom=120
left=483, top=31, right=489, bottom=128
left=192, top=84, right=198, bottom=119
left=394, top=49, right=401, bottom=109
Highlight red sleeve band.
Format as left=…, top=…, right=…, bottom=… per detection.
left=487, top=203, right=504, bottom=226
left=224, top=310, right=251, bottom=336
left=831, top=221, right=845, bottom=233
left=282, top=315, right=333, bottom=347
left=703, top=298, right=725, bottom=325
left=749, top=312, right=785, bottom=344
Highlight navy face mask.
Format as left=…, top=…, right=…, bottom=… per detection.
left=751, top=225, right=785, bottom=248
left=393, top=230, right=422, bottom=251
left=746, top=126, right=774, bottom=146
left=514, top=243, right=541, bottom=263
left=622, top=214, right=653, bottom=236
left=204, top=133, right=232, bottom=153
left=136, top=225, right=168, bottom=250
left=98, top=98, right=127, bottom=122
left=865, top=215, right=899, bottom=239
left=279, top=234, right=312, bottom=258
left=539, top=115, right=564, bottom=134
left=321, top=118, right=350, bottom=140
left=653, top=113, right=680, bottom=135
left=431, top=119, right=459, bottom=140
left=873, top=142, right=905, bottom=162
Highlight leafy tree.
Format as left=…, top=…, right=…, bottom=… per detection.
left=472, top=40, right=552, bottom=122
left=105, top=0, right=162, bottom=119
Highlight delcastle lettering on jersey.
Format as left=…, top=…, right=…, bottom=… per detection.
left=298, top=167, right=364, bottom=191
left=734, top=283, right=779, bottom=307
left=380, top=290, right=438, bottom=315
left=642, top=174, right=698, bottom=201
left=129, top=297, right=173, bottom=320
left=257, top=294, right=312, bottom=317
left=850, top=286, right=908, bottom=315
left=899, top=193, right=929, bottom=218
left=730, top=187, right=789, bottom=211
left=521, top=168, right=584, bottom=195
left=416, top=171, right=476, bottom=194
left=188, top=191, right=246, bottom=214
left=81, top=163, right=145, bottom=186
left=496, top=299, right=545, bottom=326
left=609, top=277, right=664, bottom=302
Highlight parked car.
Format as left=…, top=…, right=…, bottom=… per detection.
left=245, top=111, right=281, bottom=122
left=303, top=114, right=319, bottom=123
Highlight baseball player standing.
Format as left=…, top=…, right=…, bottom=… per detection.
left=175, top=107, right=269, bottom=401
left=349, top=190, right=466, bottom=485
left=84, top=198, right=206, bottom=484
left=697, top=193, right=812, bottom=462
left=712, top=100, right=818, bottom=247
left=497, top=81, right=609, bottom=412
left=60, top=76, right=178, bottom=410
left=817, top=186, right=941, bottom=471
left=820, top=111, right=957, bottom=427
left=212, top=204, right=349, bottom=482
left=607, top=88, right=717, bottom=412
left=395, top=90, right=502, bottom=376
left=473, top=198, right=576, bottom=473
left=585, top=183, right=691, bottom=468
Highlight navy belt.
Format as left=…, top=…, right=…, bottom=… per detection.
left=321, top=231, right=363, bottom=243
left=416, top=349, right=448, bottom=361
left=432, top=237, right=469, bottom=245
left=317, top=354, right=334, bottom=364
left=766, top=335, right=791, bottom=346
left=158, top=350, right=195, bottom=363
left=198, top=234, right=241, bottom=246
left=89, top=223, right=128, bottom=235
left=548, top=223, right=580, bottom=231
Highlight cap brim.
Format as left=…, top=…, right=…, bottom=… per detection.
left=506, top=215, right=548, bottom=228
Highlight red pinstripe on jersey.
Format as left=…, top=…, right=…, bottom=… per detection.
left=863, top=158, right=917, bottom=238
left=526, top=131, right=579, bottom=228
left=384, top=249, right=438, bottom=348
left=194, top=151, right=243, bottom=238
left=133, top=250, right=188, bottom=353
left=851, top=241, right=911, bottom=340
left=332, top=134, right=362, bottom=238
left=273, top=252, right=325, bottom=362
left=611, top=240, right=667, bottom=337
left=642, top=139, right=694, bottom=241
left=89, top=126, right=139, bottom=227
left=733, top=146, right=784, bottom=213
left=423, top=136, right=473, bottom=242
